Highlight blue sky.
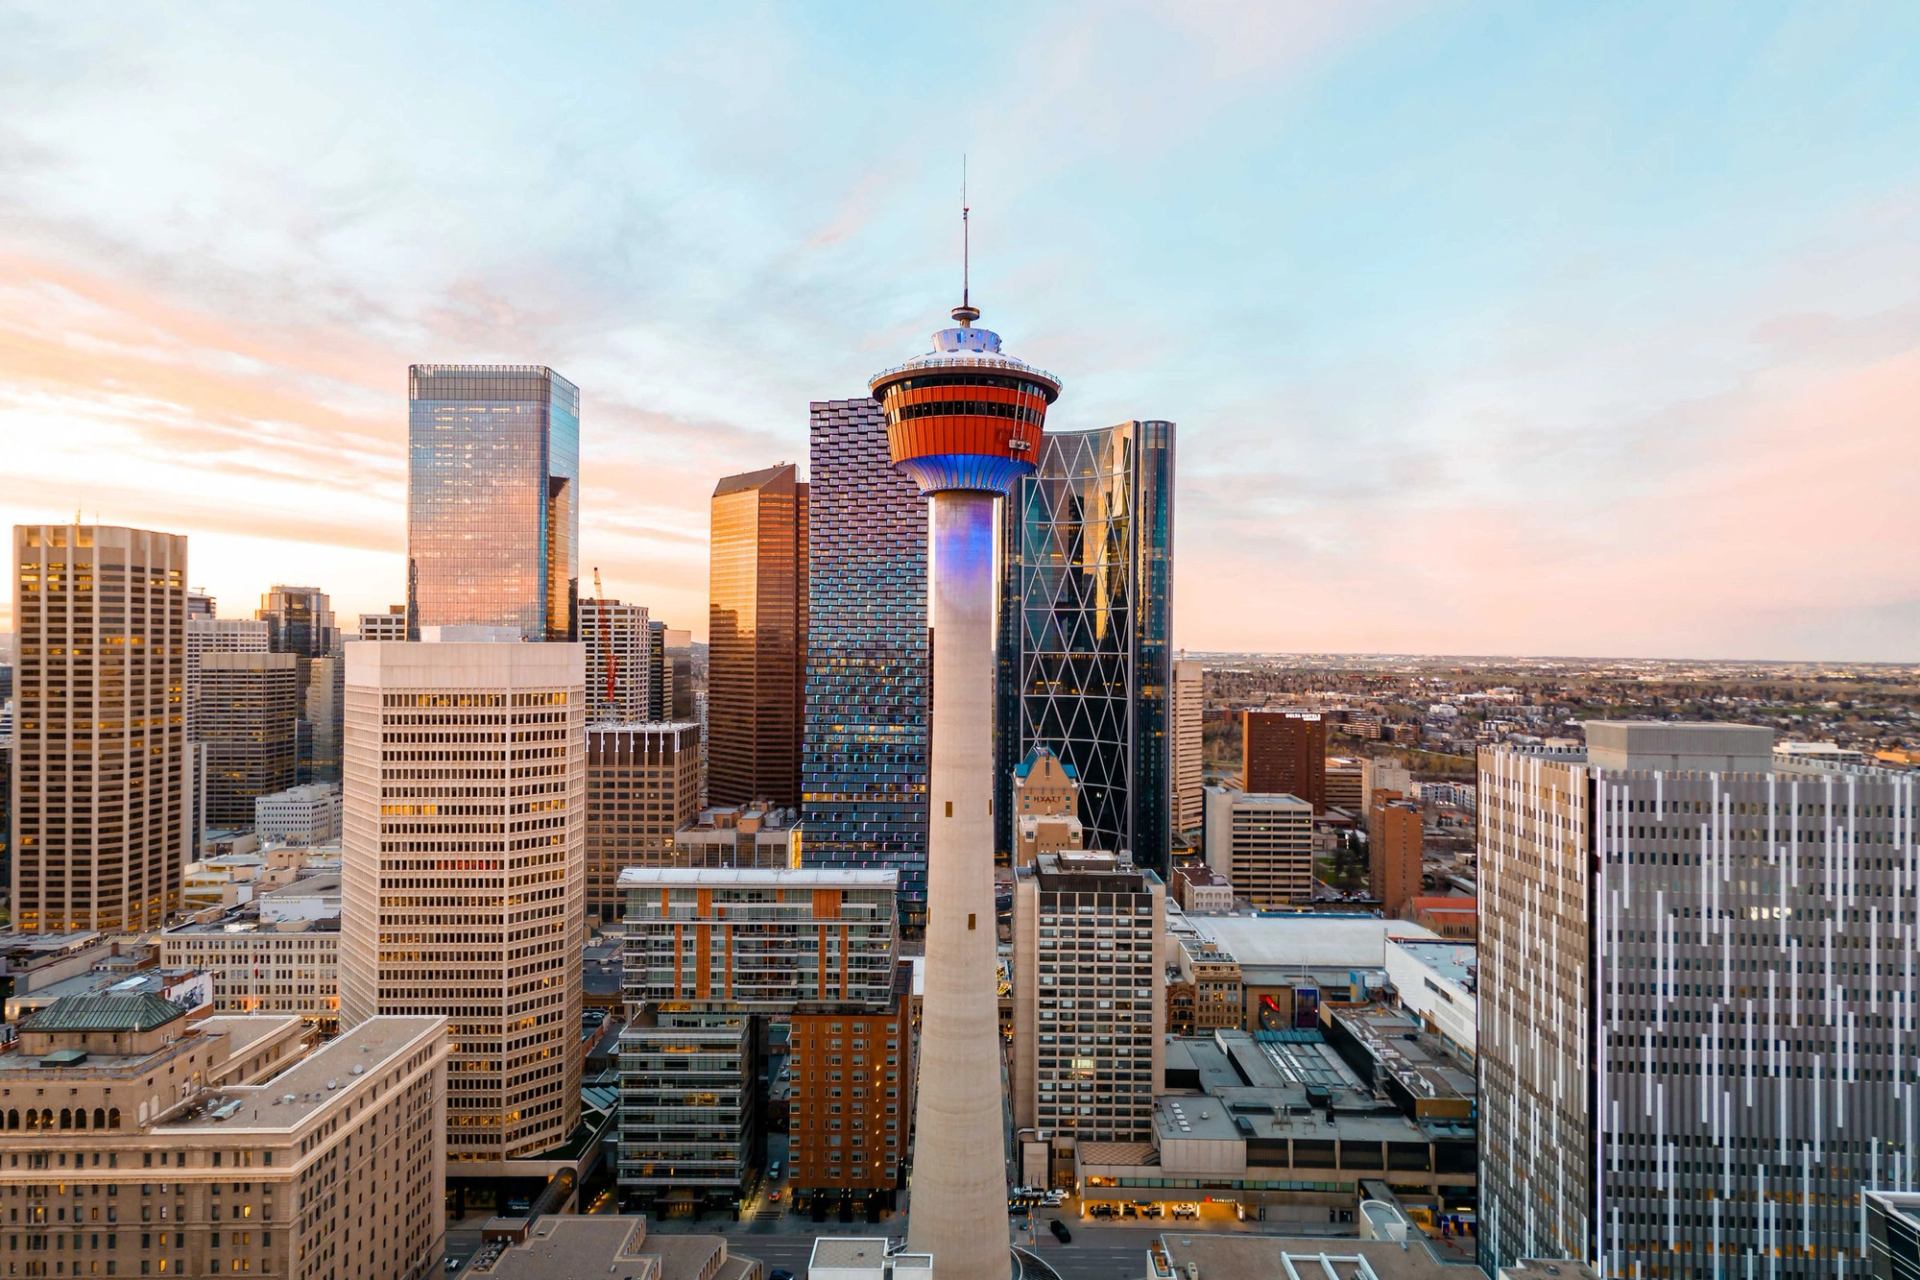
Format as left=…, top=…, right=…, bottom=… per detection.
left=3, top=2, right=1918, bottom=658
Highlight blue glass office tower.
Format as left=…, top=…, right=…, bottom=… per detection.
left=407, top=365, right=580, bottom=642
left=802, top=399, right=931, bottom=914
left=996, top=420, right=1175, bottom=875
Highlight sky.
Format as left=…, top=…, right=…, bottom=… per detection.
left=2, top=2, right=1918, bottom=661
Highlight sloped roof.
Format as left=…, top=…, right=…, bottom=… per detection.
left=24, top=993, right=187, bottom=1034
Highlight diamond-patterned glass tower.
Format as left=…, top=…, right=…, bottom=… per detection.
left=996, top=420, right=1175, bottom=876
left=802, top=398, right=931, bottom=913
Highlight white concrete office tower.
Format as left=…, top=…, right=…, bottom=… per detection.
left=1202, top=785, right=1314, bottom=908
left=1172, top=659, right=1204, bottom=836
left=580, top=597, right=650, bottom=723
left=340, top=640, right=585, bottom=1164
left=870, top=271, right=1060, bottom=1279
left=12, top=524, right=190, bottom=933
left=1479, top=723, right=1920, bottom=1278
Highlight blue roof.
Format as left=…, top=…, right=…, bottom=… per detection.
left=1014, top=744, right=1077, bottom=781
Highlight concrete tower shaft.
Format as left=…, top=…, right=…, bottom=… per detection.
left=872, top=304, right=1057, bottom=1280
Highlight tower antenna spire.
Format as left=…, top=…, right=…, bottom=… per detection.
left=953, top=156, right=980, bottom=328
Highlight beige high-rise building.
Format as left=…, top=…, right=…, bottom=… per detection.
left=1172, top=659, right=1204, bottom=835
left=12, top=523, right=190, bottom=933
left=1012, top=851, right=1166, bottom=1143
left=1203, top=785, right=1314, bottom=908
left=198, top=651, right=300, bottom=830
left=341, top=640, right=584, bottom=1164
left=586, top=721, right=701, bottom=923
left=0, top=994, right=448, bottom=1280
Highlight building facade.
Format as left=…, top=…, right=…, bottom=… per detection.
left=1479, top=724, right=1920, bottom=1278
left=340, top=640, right=585, bottom=1164
left=1241, top=709, right=1327, bottom=811
left=1012, top=851, right=1166, bottom=1142
left=186, top=614, right=269, bottom=739
left=616, top=867, right=899, bottom=1211
left=197, top=651, right=300, bottom=830
left=1012, top=744, right=1084, bottom=867
left=581, top=597, right=651, bottom=723
left=803, top=396, right=932, bottom=909
left=708, top=464, right=807, bottom=808
left=1368, top=791, right=1423, bottom=917
left=788, top=960, right=915, bottom=1212
left=159, top=915, right=340, bottom=1028
left=1172, top=658, right=1204, bottom=836
left=11, top=524, right=189, bottom=932
left=997, top=420, right=1176, bottom=875
left=584, top=721, right=701, bottom=923
left=358, top=605, right=409, bottom=642
left=406, top=364, right=580, bottom=642
left=0, top=996, right=447, bottom=1280
left=1203, top=786, right=1314, bottom=908
left=672, top=803, right=802, bottom=869
left=254, top=781, right=343, bottom=844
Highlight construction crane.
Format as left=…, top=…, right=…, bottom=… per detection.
left=592, top=566, right=617, bottom=705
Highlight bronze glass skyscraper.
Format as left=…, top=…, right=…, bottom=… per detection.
left=707, top=464, right=807, bottom=808
left=406, top=364, right=579, bottom=641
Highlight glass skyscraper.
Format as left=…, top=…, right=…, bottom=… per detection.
left=996, top=420, right=1174, bottom=875
left=802, top=398, right=930, bottom=912
left=407, top=364, right=580, bottom=642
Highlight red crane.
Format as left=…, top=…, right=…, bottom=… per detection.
left=592, top=566, right=617, bottom=705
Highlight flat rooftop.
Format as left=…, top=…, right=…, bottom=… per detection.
left=1158, top=1232, right=1475, bottom=1280
left=158, top=1015, right=441, bottom=1132
left=1194, top=914, right=1439, bottom=970
left=1388, top=937, right=1477, bottom=988
left=471, top=1216, right=754, bottom=1280
left=617, top=867, right=898, bottom=888
left=1330, top=1005, right=1475, bottom=1102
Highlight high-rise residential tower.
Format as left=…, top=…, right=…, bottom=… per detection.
left=340, top=640, right=585, bottom=1163
left=580, top=597, right=651, bottom=723
left=1479, top=723, right=1920, bottom=1278
left=1012, top=851, right=1165, bottom=1142
left=873, top=270, right=1059, bottom=1279
left=12, top=524, right=189, bottom=932
left=1241, top=708, right=1327, bottom=811
left=708, top=464, right=806, bottom=807
left=1171, top=658, right=1204, bottom=836
left=197, top=651, right=300, bottom=830
left=803, top=397, right=931, bottom=909
left=996, top=420, right=1175, bottom=875
left=406, top=364, right=580, bottom=642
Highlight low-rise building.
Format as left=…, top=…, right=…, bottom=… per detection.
left=466, top=1215, right=760, bottom=1280
left=253, top=781, right=342, bottom=844
left=1075, top=1030, right=1475, bottom=1225
left=1176, top=911, right=1438, bottom=1032
left=1169, top=862, right=1234, bottom=914
left=672, top=802, right=803, bottom=870
left=0, top=995, right=447, bottom=1280
left=1384, top=937, right=1477, bottom=1057
left=809, top=1237, right=934, bottom=1279
left=159, top=913, right=340, bottom=1029
left=1407, top=894, right=1476, bottom=939
left=1150, top=1233, right=1486, bottom=1280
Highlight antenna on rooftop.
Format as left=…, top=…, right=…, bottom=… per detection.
left=954, top=156, right=979, bottom=328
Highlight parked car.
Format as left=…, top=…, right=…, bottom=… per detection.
left=770, top=1270, right=795, bottom=1280
left=1049, top=1219, right=1072, bottom=1244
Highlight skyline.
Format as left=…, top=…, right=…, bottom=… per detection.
left=4, top=4, right=1920, bottom=660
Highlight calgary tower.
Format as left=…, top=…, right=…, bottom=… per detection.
left=872, top=207, right=1059, bottom=1279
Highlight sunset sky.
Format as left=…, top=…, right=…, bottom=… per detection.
left=3, top=3, right=1918, bottom=659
